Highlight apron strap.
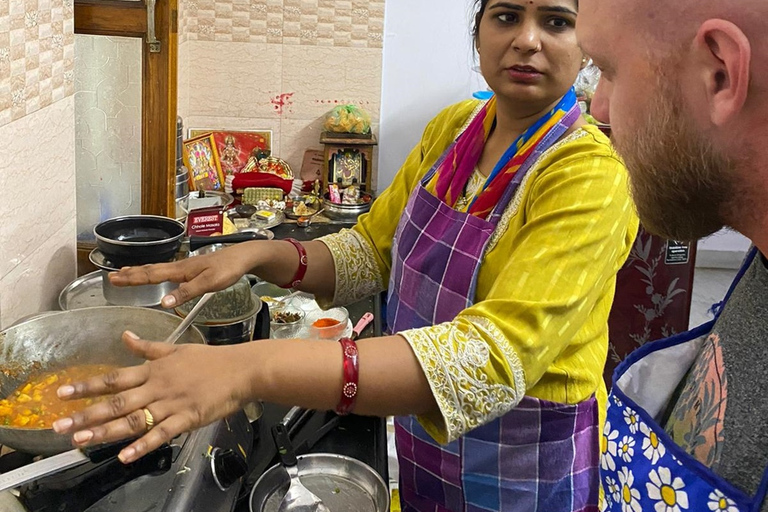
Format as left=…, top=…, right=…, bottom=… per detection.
left=753, top=464, right=768, bottom=511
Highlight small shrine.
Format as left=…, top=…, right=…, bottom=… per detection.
left=319, top=131, right=377, bottom=195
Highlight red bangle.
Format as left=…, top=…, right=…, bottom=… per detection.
left=279, top=238, right=307, bottom=289
left=335, top=337, right=359, bottom=416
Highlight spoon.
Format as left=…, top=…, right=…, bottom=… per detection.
left=272, top=423, right=330, bottom=512
left=163, top=292, right=215, bottom=345
left=296, top=208, right=325, bottom=228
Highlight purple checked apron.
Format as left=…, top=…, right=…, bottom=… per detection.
left=387, top=102, right=600, bottom=512
left=601, top=248, right=768, bottom=512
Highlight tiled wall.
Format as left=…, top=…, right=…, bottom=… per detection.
left=178, top=0, right=384, bottom=188
left=0, top=0, right=77, bottom=327
left=1, top=0, right=75, bottom=127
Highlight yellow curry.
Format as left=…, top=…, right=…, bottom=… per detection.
left=0, top=364, right=116, bottom=429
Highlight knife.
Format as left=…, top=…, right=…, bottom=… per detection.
left=0, top=439, right=135, bottom=493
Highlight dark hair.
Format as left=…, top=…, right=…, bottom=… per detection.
left=473, top=0, right=579, bottom=38
left=473, top=0, right=490, bottom=39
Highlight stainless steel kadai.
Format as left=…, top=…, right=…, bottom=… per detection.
left=0, top=306, right=206, bottom=455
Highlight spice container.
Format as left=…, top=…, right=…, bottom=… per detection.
left=269, top=306, right=305, bottom=338
left=304, top=307, right=349, bottom=340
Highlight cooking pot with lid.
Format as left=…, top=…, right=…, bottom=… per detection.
left=94, top=215, right=270, bottom=268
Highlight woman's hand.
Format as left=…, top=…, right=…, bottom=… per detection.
left=52, top=331, right=255, bottom=463
left=108, top=243, right=259, bottom=308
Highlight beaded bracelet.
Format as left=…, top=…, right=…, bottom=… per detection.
left=279, top=238, right=308, bottom=289
left=335, top=337, right=359, bottom=416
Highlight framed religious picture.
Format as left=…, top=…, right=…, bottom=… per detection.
left=187, top=129, right=273, bottom=176
left=182, top=133, right=226, bottom=192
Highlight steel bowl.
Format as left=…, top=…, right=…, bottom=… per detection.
left=187, top=190, right=234, bottom=211
left=322, top=194, right=373, bottom=222
left=59, top=270, right=178, bottom=309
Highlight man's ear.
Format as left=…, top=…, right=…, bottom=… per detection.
left=694, top=19, right=751, bottom=126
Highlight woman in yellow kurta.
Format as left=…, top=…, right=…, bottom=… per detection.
left=329, top=99, right=636, bottom=443
left=52, top=1, right=638, bottom=510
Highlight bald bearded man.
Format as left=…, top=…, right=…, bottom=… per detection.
left=578, top=2, right=768, bottom=511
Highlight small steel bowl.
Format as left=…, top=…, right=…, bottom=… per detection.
left=322, top=194, right=373, bottom=222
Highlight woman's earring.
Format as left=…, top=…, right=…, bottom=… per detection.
left=581, top=57, right=590, bottom=68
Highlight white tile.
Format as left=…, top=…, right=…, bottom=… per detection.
left=0, top=218, right=77, bottom=329
left=185, top=40, right=283, bottom=119
left=0, top=97, right=76, bottom=278
left=281, top=45, right=382, bottom=121
left=279, top=116, right=325, bottom=174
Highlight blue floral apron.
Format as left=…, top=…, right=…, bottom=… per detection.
left=602, top=248, right=768, bottom=511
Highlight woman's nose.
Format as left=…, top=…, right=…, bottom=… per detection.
left=512, top=22, right=542, bottom=53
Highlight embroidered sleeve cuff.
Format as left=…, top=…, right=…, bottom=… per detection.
left=317, top=229, right=385, bottom=308
left=399, top=316, right=527, bottom=444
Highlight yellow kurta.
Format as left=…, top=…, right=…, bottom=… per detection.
left=320, top=100, right=639, bottom=444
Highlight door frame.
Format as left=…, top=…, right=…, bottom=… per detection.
left=74, top=0, right=178, bottom=274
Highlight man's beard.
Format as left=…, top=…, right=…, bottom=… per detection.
left=612, top=82, right=736, bottom=242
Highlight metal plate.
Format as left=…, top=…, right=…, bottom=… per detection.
left=88, top=248, right=118, bottom=271
left=248, top=210, right=285, bottom=231
left=250, top=454, right=389, bottom=512
left=58, top=271, right=111, bottom=310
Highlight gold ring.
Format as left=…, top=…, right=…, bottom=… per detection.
left=142, top=408, right=154, bottom=431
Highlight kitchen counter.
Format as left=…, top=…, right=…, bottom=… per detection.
left=233, top=221, right=389, bottom=511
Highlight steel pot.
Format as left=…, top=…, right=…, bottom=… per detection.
left=0, top=307, right=206, bottom=455
left=94, top=215, right=269, bottom=268
left=84, top=249, right=178, bottom=307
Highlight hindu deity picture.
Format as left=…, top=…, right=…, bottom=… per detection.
left=182, top=134, right=226, bottom=192
left=187, top=129, right=272, bottom=175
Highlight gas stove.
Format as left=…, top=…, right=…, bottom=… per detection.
left=0, top=411, right=255, bottom=512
